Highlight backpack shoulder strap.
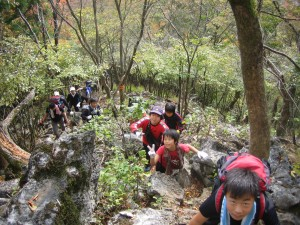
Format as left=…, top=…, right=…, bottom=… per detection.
left=215, top=184, right=225, bottom=213
left=258, top=192, right=266, bottom=220
left=252, top=192, right=266, bottom=222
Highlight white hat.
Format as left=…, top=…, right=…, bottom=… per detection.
left=70, top=87, right=76, bottom=91
left=54, top=91, right=60, bottom=96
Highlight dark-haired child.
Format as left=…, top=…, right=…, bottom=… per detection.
left=163, top=102, right=184, bottom=133
left=148, top=129, right=208, bottom=175
left=188, top=168, right=280, bottom=225
left=81, top=98, right=101, bottom=122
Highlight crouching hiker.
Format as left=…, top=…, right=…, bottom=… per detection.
left=81, top=98, right=101, bottom=122
left=67, top=87, right=81, bottom=112
left=39, top=102, right=69, bottom=139
left=148, top=129, right=208, bottom=175
left=188, top=168, right=280, bottom=225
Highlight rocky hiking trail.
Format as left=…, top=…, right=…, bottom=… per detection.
left=0, top=95, right=299, bottom=224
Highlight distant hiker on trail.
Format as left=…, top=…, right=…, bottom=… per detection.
left=148, top=129, right=208, bottom=175
left=80, top=80, right=93, bottom=107
left=188, top=168, right=280, bottom=225
left=39, top=102, right=69, bottom=139
left=163, top=102, right=184, bottom=133
left=130, top=105, right=169, bottom=171
left=67, top=87, right=81, bottom=112
left=81, top=98, right=101, bottom=122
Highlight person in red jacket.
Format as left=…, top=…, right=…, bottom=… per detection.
left=130, top=105, right=169, bottom=171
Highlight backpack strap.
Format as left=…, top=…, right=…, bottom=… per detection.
left=215, top=184, right=225, bottom=213
left=257, top=192, right=266, bottom=220
left=144, top=121, right=162, bottom=150
left=176, top=145, right=184, bottom=168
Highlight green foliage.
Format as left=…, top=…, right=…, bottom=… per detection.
left=125, top=97, right=154, bottom=122
left=184, top=105, right=249, bottom=140
left=151, top=195, right=163, bottom=209
left=184, top=107, right=219, bottom=138
left=0, top=36, right=92, bottom=107
left=98, top=147, right=148, bottom=213
left=81, top=114, right=117, bottom=145
left=55, top=193, right=81, bottom=225
left=0, top=36, right=45, bottom=106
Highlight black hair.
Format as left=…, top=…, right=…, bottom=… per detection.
left=89, top=98, right=98, bottom=104
left=49, top=103, right=56, bottom=109
left=163, top=129, right=180, bottom=144
left=223, top=168, right=260, bottom=198
left=165, top=102, right=176, bottom=113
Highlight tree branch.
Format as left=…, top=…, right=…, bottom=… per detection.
left=263, top=45, right=300, bottom=71
left=261, top=10, right=300, bottom=21
left=17, top=8, right=40, bottom=47
left=0, top=89, right=35, bottom=165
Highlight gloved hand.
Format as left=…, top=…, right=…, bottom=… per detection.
left=147, top=144, right=156, bottom=158
left=70, top=111, right=74, bottom=116
left=87, top=115, right=92, bottom=120
left=197, top=151, right=208, bottom=160
left=76, top=102, right=81, bottom=107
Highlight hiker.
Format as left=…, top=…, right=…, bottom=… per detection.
left=66, top=86, right=81, bottom=112
left=49, top=91, right=69, bottom=120
left=148, top=129, right=208, bottom=175
left=81, top=98, right=101, bottom=122
left=80, top=80, right=93, bottom=107
left=51, top=91, right=69, bottom=108
left=163, top=102, right=184, bottom=133
left=39, top=102, right=69, bottom=139
left=130, top=105, right=169, bottom=171
left=188, top=168, right=280, bottom=225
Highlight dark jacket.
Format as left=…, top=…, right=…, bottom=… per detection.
left=163, top=112, right=184, bottom=132
left=81, top=105, right=101, bottom=121
left=67, top=93, right=81, bottom=106
left=46, top=106, right=63, bottom=123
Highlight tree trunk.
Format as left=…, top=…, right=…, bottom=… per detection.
left=229, top=0, right=270, bottom=159
left=276, top=82, right=291, bottom=137
left=0, top=90, right=34, bottom=167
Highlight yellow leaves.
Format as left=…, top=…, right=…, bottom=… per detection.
left=27, top=193, right=39, bottom=212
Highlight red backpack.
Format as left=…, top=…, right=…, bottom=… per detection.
left=49, top=96, right=65, bottom=110
left=214, top=152, right=271, bottom=221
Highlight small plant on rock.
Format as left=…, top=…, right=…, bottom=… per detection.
left=97, top=147, right=148, bottom=221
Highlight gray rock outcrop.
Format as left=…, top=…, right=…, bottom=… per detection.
left=0, top=130, right=100, bottom=225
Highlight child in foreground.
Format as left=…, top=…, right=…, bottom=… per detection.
left=148, top=129, right=208, bottom=175
left=188, top=168, right=280, bottom=225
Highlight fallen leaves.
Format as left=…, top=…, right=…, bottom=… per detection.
left=28, top=193, right=39, bottom=211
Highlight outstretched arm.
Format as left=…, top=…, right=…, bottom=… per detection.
left=39, top=113, right=48, bottom=124
left=189, top=212, right=208, bottom=225
left=186, top=144, right=208, bottom=159
left=150, top=154, right=160, bottom=173
left=186, top=144, right=199, bottom=154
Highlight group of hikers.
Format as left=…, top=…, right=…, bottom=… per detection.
left=130, top=103, right=280, bottom=225
left=39, top=81, right=101, bottom=139
left=39, top=85, right=280, bottom=224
